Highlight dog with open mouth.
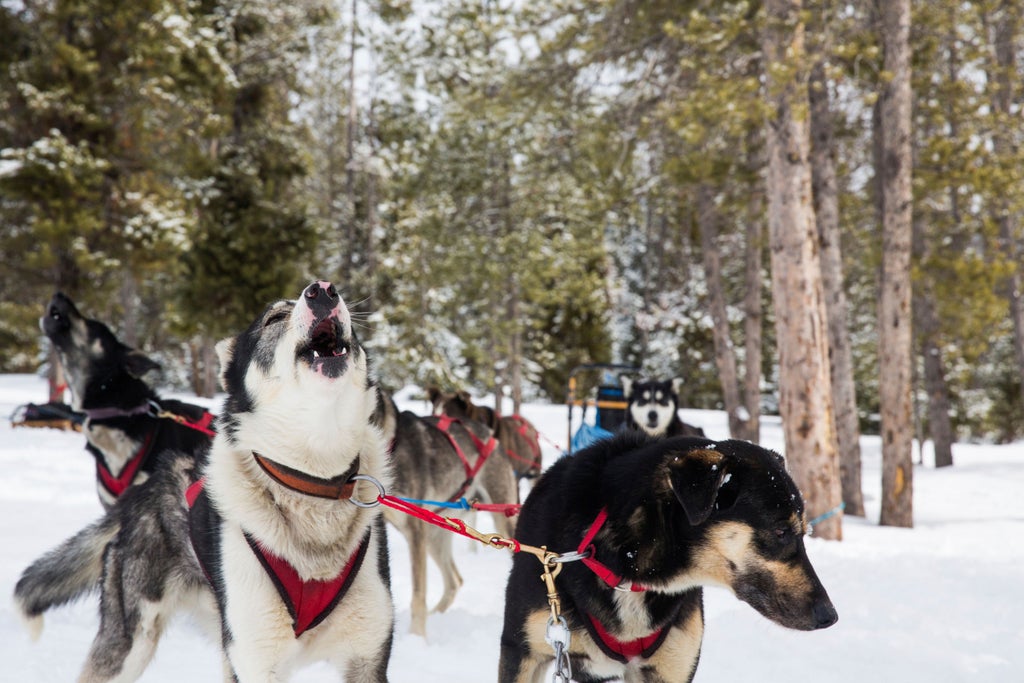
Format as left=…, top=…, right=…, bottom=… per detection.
left=41, top=292, right=215, bottom=508
left=15, top=281, right=394, bottom=682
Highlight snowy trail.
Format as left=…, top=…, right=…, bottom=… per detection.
left=2, top=374, right=1022, bottom=681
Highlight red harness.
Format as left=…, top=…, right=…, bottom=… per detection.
left=97, top=428, right=157, bottom=497
left=502, top=415, right=543, bottom=474
left=577, top=508, right=647, bottom=593
left=93, top=406, right=215, bottom=498
left=185, top=478, right=369, bottom=637
left=584, top=613, right=669, bottom=663
left=245, top=531, right=368, bottom=637
left=575, top=508, right=672, bottom=664
left=431, top=415, right=498, bottom=502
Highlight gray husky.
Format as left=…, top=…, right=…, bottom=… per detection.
left=373, top=390, right=518, bottom=637
left=15, top=281, right=394, bottom=682
left=42, top=292, right=214, bottom=508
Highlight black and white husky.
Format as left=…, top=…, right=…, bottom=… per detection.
left=42, top=292, right=214, bottom=508
left=15, top=281, right=394, bottom=682
left=622, top=377, right=706, bottom=438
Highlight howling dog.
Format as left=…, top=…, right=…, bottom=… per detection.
left=499, top=433, right=837, bottom=683
left=16, top=282, right=394, bottom=682
left=622, top=377, right=706, bottom=438
left=427, top=387, right=543, bottom=490
left=41, top=292, right=215, bottom=508
left=373, top=390, right=518, bottom=637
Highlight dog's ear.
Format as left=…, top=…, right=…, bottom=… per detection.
left=457, top=390, right=472, bottom=403
left=671, top=377, right=684, bottom=396
left=124, top=350, right=160, bottom=379
left=621, top=375, right=634, bottom=398
left=215, top=338, right=235, bottom=391
left=667, top=447, right=729, bottom=526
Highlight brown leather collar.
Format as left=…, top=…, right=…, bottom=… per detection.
left=252, top=452, right=360, bottom=500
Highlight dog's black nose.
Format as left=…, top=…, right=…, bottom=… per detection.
left=812, top=599, right=838, bottom=629
left=303, top=281, right=339, bottom=310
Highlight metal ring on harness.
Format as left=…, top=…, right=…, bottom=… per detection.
left=348, top=474, right=386, bottom=508
left=552, top=548, right=592, bottom=564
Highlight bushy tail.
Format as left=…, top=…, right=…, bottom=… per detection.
left=13, top=513, right=121, bottom=639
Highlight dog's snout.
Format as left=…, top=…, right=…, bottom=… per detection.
left=304, top=281, right=340, bottom=308
left=812, top=599, right=838, bottom=629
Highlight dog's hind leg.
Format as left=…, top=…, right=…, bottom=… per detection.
left=78, top=595, right=167, bottom=683
left=76, top=540, right=172, bottom=683
left=426, top=526, right=462, bottom=614
left=408, top=528, right=429, bottom=636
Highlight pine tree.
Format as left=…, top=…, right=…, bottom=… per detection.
left=177, top=0, right=327, bottom=394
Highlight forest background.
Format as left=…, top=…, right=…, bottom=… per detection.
left=1, top=1, right=1022, bottom=533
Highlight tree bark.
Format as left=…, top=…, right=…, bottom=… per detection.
left=809, top=60, right=865, bottom=516
left=47, top=349, right=67, bottom=404
left=988, top=2, right=1024, bottom=416
left=877, top=0, right=914, bottom=527
left=740, top=131, right=764, bottom=444
left=914, top=288, right=954, bottom=468
left=760, top=0, right=843, bottom=540
left=698, top=184, right=744, bottom=438
left=119, top=269, right=139, bottom=349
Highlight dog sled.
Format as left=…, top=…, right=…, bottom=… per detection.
left=565, top=363, right=639, bottom=454
left=9, top=401, right=84, bottom=432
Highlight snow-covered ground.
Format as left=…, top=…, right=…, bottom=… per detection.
left=2, top=373, right=1021, bottom=681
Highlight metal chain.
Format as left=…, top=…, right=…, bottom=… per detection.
left=546, top=615, right=573, bottom=682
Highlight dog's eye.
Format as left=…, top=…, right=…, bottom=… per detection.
left=773, top=527, right=793, bottom=543
left=264, top=310, right=289, bottom=327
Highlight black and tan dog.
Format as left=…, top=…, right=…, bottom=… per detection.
left=41, top=292, right=214, bottom=508
left=427, top=388, right=543, bottom=489
left=499, top=433, right=837, bottom=683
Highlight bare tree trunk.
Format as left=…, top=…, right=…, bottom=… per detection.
left=741, top=131, right=764, bottom=444
left=199, top=337, right=218, bottom=398
left=119, top=269, right=139, bottom=348
left=189, top=337, right=218, bottom=398
left=915, top=289, right=954, bottom=467
left=877, top=0, right=914, bottom=528
left=509, top=278, right=523, bottom=415
left=761, top=0, right=843, bottom=540
left=342, top=0, right=359, bottom=288
left=989, top=2, right=1024, bottom=415
left=698, top=184, right=743, bottom=439
left=47, top=349, right=67, bottom=403
left=809, top=59, right=865, bottom=516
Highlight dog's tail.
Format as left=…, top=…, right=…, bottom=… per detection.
left=13, top=513, right=121, bottom=640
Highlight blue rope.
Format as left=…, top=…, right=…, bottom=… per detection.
left=808, top=502, right=846, bottom=530
left=395, top=495, right=473, bottom=510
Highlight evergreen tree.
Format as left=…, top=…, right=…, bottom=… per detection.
left=177, top=0, right=328, bottom=393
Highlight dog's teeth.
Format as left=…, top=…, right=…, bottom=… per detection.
left=313, top=350, right=321, bottom=359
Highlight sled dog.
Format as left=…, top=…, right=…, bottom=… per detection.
left=41, top=292, right=214, bottom=508
left=499, top=433, right=837, bottom=683
left=622, top=376, right=706, bottom=438
left=427, top=387, right=543, bottom=488
left=373, top=390, right=518, bottom=637
left=16, top=281, right=394, bottom=682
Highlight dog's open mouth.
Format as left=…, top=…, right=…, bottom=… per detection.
left=299, top=317, right=350, bottom=378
